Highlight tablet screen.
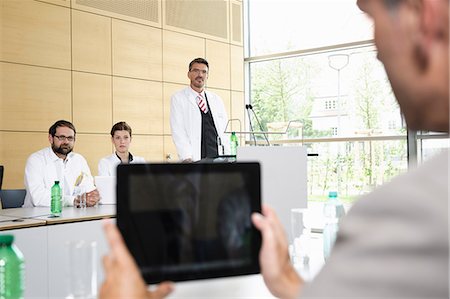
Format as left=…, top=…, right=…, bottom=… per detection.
left=116, top=162, right=261, bottom=284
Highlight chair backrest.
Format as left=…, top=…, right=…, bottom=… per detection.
left=0, top=166, right=3, bottom=190
left=0, top=189, right=26, bottom=208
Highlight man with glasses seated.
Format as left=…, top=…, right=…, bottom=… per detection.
left=170, top=58, right=230, bottom=163
left=23, top=120, right=100, bottom=207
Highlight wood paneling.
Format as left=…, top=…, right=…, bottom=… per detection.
left=72, top=0, right=161, bottom=28
left=209, top=88, right=231, bottom=121
left=164, top=0, right=228, bottom=43
left=231, top=45, right=244, bottom=91
left=0, top=132, right=48, bottom=189
left=206, top=40, right=230, bottom=90
left=0, top=63, right=71, bottom=131
left=72, top=72, right=112, bottom=134
left=163, top=82, right=184, bottom=135
left=164, top=135, right=178, bottom=162
left=112, top=19, right=162, bottom=81
left=0, top=0, right=243, bottom=188
left=132, top=135, right=164, bottom=162
left=162, top=30, right=205, bottom=84
left=75, top=134, right=112, bottom=177
left=72, top=10, right=111, bottom=74
left=113, top=77, right=163, bottom=135
left=37, top=0, right=70, bottom=7
left=0, top=0, right=71, bottom=69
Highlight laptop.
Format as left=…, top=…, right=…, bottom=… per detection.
left=94, top=176, right=116, bottom=204
left=116, top=162, right=262, bottom=284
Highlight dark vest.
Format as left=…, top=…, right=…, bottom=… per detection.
left=200, top=93, right=218, bottom=159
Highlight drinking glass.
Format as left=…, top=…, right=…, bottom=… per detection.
left=290, top=208, right=311, bottom=266
left=66, top=241, right=97, bottom=299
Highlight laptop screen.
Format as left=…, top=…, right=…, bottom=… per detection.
left=116, top=162, right=262, bottom=284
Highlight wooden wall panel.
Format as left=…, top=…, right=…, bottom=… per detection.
left=0, top=0, right=71, bottom=69
left=162, top=30, right=205, bottom=84
left=112, top=19, right=162, bottom=81
left=230, top=44, right=244, bottom=91
left=113, top=77, right=163, bottom=135
left=205, top=40, right=230, bottom=90
left=131, top=135, right=164, bottom=162
left=163, top=82, right=184, bottom=135
left=72, top=10, right=111, bottom=74
left=209, top=88, right=231, bottom=136
left=72, top=0, right=161, bottom=28
left=163, top=0, right=228, bottom=43
left=163, top=135, right=178, bottom=162
left=75, top=134, right=112, bottom=177
left=72, top=72, right=112, bottom=134
left=0, top=132, right=48, bottom=189
left=0, top=63, right=71, bottom=132
left=0, top=0, right=244, bottom=188
left=37, top=0, right=70, bottom=7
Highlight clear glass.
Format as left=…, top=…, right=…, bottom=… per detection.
left=246, top=0, right=373, bottom=57
left=417, top=134, right=449, bottom=164
left=306, top=140, right=407, bottom=205
left=66, top=241, right=97, bottom=299
left=249, top=46, right=405, bottom=141
left=73, top=186, right=86, bottom=209
left=290, top=208, right=311, bottom=266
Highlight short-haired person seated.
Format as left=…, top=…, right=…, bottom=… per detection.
left=98, top=122, right=145, bottom=177
left=23, top=120, right=100, bottom=207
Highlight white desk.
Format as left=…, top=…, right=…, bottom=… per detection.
left=0, top=205, right=325, bottom=298
left=0, top=205, right=115, bottom=298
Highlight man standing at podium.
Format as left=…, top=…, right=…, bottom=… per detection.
left=170, top=58, right=230, bottom=162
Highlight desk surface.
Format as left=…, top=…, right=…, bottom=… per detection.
left=0, top=204, right=116, bottom=230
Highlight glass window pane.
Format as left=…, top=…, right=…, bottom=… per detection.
left=247, top=0, right=373, bottom=57
left=249, top=46, right=405, bottom=141
left=307, top=140, right=408, bottom=203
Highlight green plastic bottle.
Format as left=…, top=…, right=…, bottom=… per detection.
left=230, top=132, right=238, bottom=156
left=0, top=235, right=25, bottom=298
left=51, top=181, right=62, bottom=217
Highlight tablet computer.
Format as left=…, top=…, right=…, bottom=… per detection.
left=116, top=162, right=262, bottom=284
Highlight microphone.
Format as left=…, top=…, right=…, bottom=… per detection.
left=246, top=105, right=257, bottom=146
left=248, top=104, right=270, bottom=145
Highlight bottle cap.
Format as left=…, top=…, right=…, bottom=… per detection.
left=54, top=181, right=59, bottom=184
left=328, top=191, right=338, bottom=198
left=0, top=235, right=14, bottom=245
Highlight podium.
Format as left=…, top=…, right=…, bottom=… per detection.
left=236, top=146, right=307, bottom=242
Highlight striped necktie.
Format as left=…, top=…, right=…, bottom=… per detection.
left=197, top=93, right=208, bottom=113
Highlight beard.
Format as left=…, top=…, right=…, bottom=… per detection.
left=52, top=143, right=73, bottom=156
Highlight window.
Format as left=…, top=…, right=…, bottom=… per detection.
left=325, top=100, right=336, bottom=110
left=244, top=0, right=448, bottom=211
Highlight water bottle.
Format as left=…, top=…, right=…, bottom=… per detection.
left=51, top=181, right=62, bottom=217
left=230, top=132, right=238, bottom=156
left=323, top=191, right=345, bottom=261
left=0, top=235, right=25, bottom=298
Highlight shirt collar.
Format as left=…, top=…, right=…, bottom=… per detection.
left=189, top=86, right=205, bottom=97
left=46, top=146, right=74, bottom=162
left=116, top=152, right=133, bottom=163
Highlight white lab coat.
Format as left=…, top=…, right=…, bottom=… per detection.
left=170, top=87, right=230, bottom=161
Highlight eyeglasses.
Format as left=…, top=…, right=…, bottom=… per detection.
left=190, top=69, right=208, bottom=75
left=54, top=135, right=75, bottom=142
